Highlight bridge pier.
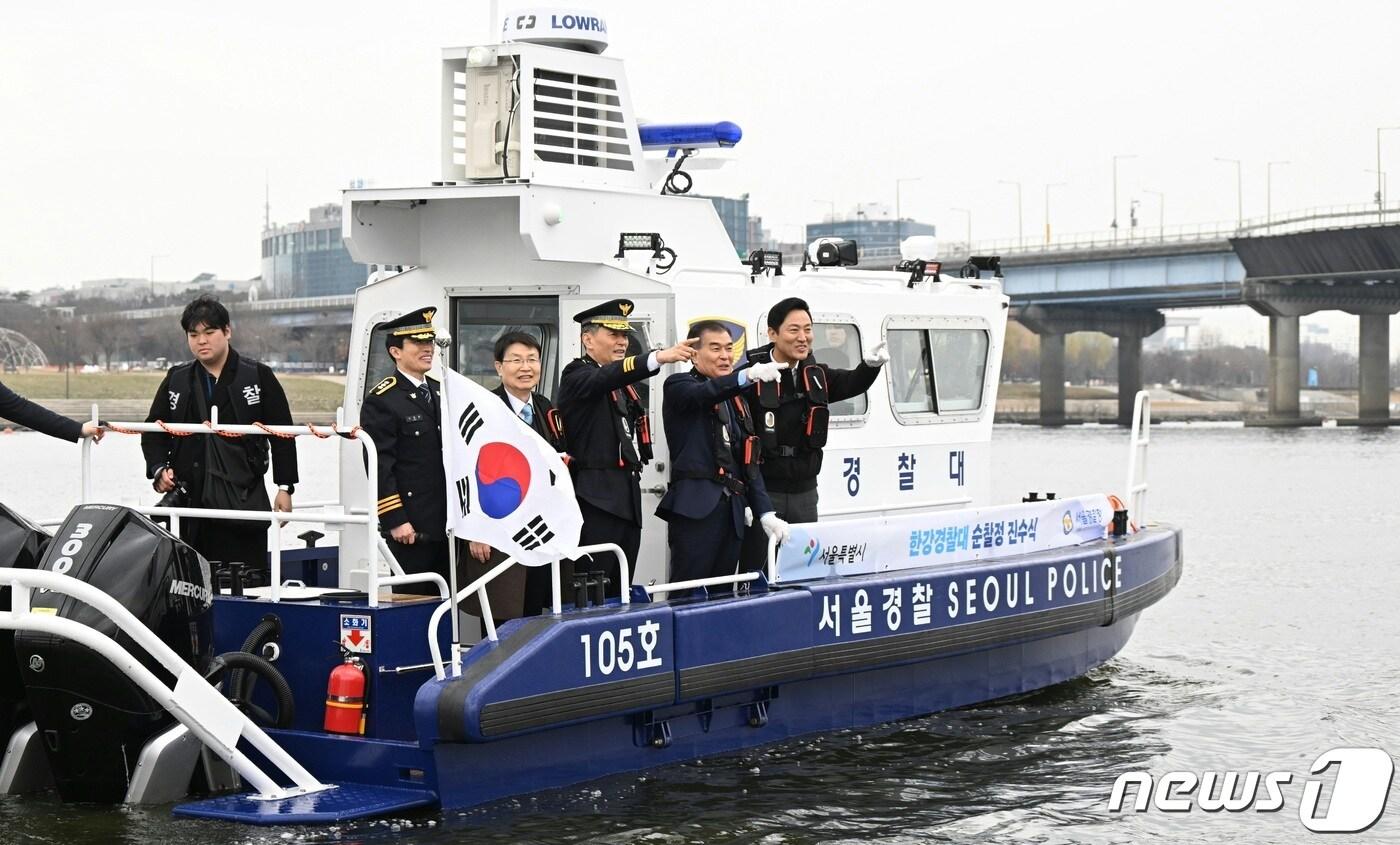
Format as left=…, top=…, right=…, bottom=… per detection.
left=1017, top=306, right=1164, bottom=426
left=1356, top=312, right=1392, bottom=425
left=1038, top=333, right=1066, bottom=426
left=1267, top=314, right=1300, bottom=420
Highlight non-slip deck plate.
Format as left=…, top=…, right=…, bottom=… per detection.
left=172, top=783, right=436, bottom=825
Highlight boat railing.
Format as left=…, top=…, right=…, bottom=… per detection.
left=1125, top=390, right=1151, bottom=525
left=0, top=567, right=331, bottom=801
left=426, top=542, right=632, bottom=680
left=53, top=404, right=448, bottom=603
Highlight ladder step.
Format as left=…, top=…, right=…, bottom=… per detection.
left=172, top=782, right=436, bottom=825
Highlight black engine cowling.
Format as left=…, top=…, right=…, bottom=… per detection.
left=14, top=504, right=213, bottom=803
left=0, top=503, right=50, bottom=744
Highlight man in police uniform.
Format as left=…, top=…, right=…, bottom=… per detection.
left=358, top=307, right=447, bottom=596
left=658, top=321, right=789, bottom=585
left=738, top=297, right=889, bottom=573
left=557, top=298, right=698, bottom=598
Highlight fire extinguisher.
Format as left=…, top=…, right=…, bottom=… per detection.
left=324, top=655, right=367, bottom=735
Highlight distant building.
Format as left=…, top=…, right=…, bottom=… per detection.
left=261, top=204, right=366, bottom=298
left=699, top=194, right=751, bottom=257
left=805, top=205, right=936, bottom=259
left=75, top=275, right=260, bottom=303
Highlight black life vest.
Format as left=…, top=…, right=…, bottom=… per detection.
left=749, top=347, right=830, bottom=455
left=676, top=388, right=761, bottom=496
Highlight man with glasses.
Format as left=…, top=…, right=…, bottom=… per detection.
left=463, top=331, right=569, bottom=617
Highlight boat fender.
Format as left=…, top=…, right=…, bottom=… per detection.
left=324, top=656, right=367, bottom=736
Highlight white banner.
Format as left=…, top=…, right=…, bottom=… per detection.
left=439, top=368, right=582, bottom=566
left=775, top=494, right=1114, bottom=583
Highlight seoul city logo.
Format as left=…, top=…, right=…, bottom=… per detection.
left=1108, top=747, right=1394, bottom=833
left=801, top=538, right=822, bottom=568
left=474, top=441, right=531, bottom=518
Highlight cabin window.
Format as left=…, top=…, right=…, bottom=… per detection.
left=451, top=297, right=562, bottom=398
left=888, top=329, right=935, bottom=414
left=811, top=322, right=867, bottom=416
left=930, top=329, right=988, bottom=411
left=886, top=326, right=990, bottom=420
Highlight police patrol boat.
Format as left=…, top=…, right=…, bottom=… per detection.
left=0, top=9, right=1182, bottom=825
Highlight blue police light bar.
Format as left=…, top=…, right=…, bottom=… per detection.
left=638, top=121, right=743, bottom=151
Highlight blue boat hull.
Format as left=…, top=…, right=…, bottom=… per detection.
left=416, top=524, right=1182, bottom=810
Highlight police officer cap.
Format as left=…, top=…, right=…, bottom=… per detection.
left=381, top=307, right=438, bottom=342
left=573, top=298, right=635, bottom=332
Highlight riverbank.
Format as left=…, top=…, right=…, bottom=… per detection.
left=1, top=371, right=347, bottom=425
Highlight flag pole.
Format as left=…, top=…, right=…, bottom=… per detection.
left=435, top=332, right=462, bottom=674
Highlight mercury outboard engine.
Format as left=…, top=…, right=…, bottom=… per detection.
left=0, top=503, right=50, bottom=743
left=15, top=504, right=213, bottom=803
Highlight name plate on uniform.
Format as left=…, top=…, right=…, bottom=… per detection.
left=775, top=494, right=1113, bottom=583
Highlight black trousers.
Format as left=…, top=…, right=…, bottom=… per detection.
left=740, top=486, right=819, bottom=574
left=667, top=499, right=741, bottom=585
left=574, top=499, right=639, bottom=600
left=389, top=537, right=450, bottom=596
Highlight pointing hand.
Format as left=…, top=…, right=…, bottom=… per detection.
left=864, top=340, right=889, bottom=367
left=656, top=336, right=701, bottom=365
left=745, top=360, right=788, bottom=383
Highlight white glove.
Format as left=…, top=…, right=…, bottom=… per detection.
left=863, top=340, right=889, bottom=367
left=744, top=507, right=753, bottom=527
left=759, top=512, right=791, bottom=546
left=745, top=360, right=788, bottom=383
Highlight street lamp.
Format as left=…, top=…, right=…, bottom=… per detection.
left=1376, top=127, right=1400, bottom=222
left=998, top=180, right=1023, bottom=249
left=895, top=176, right=922, bottom=253
left=950, top=207, right=972, bottom=255
left=1111, top=154, right=1136, bottom=243
left=1266, top=160, right=1290, bottom=223
left=1214, top=157, right=1243, bottom=229
left=1364, top=169, right=1388, bottom=212
left=1143, top=189, right=1165, bottom=242
left=1043, top=182, right=1066, bottom=246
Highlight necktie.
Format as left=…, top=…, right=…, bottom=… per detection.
left=520, top=401, right=534, bottom=426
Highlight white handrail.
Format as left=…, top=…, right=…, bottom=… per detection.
left=0, top=568, right=329, bottom=801
left=1124, top=390, right=1151, bottom=526
left=425, top=543, right=634, bottom=681
left=643, top=571, right=759, bottom=596
left=72, top=405, right=388, bottom=604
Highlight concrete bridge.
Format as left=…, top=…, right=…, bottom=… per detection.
left=959, top=202, right=1400, bottom=426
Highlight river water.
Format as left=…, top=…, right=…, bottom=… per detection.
left=1, top=424, right=1397, bottom=844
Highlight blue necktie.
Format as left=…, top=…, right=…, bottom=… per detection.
left=520, top=402, right=534, bottom=426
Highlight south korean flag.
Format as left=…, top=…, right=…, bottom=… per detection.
left=439, top=367, right=582, bottom=566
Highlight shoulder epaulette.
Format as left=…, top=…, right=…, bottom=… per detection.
left=372, top=376, right=397, bottom=395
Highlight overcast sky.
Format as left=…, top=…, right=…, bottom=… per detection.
left=3, top=0, right=1398, bottom=292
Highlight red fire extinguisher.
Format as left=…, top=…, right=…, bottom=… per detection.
left=324, top=655, right=366, bottom=735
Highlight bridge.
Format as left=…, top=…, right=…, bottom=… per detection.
left=952, top=202, right=1400, bottom=426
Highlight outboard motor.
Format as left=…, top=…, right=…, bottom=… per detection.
left=14, top=504, right=213, bottom=803
left=0, top=504, right=50, bottom=743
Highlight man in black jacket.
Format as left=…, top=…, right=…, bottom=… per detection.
left=358, top=307, right=447, bottom=596
left=142, top=295, right=298, bottom=576
left=557, top=299, right=698, bottom=598
left=738, top=297, right=887, bottom=572
left=0, top=380, right=103, bottom=442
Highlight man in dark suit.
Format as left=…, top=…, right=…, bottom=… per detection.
left=0, top=380, right=103, bottom=442
left=357, top=307, right=446, bottom=596
left=463, top=330, right=569, bottom=617
left=556, top=299, right=698, bottom=598
left=658, top=321, right=790, bottom=585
